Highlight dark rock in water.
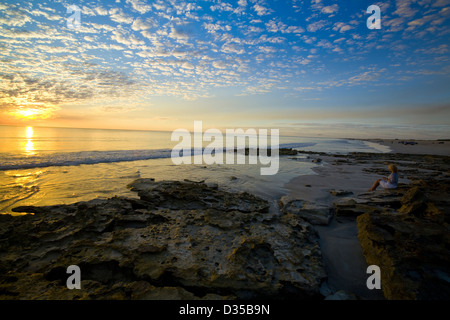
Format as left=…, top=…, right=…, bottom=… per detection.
left=1, top=179, right=326, bottom=300
left=329, top=189, right=353, bottom=197
left=232, top=148, right=298, bottom=156
left=279, top=148, right=299, bottom=156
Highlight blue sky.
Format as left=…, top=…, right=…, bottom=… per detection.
left=0, top=0, right=449, bottom=138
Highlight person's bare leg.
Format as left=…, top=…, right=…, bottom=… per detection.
left=368, top=179, right=381, bottom=192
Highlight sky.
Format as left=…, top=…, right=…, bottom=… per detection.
left=0, top=0, right=449, bottom=138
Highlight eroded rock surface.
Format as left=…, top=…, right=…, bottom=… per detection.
left=0, top=179, right=326, bottom=300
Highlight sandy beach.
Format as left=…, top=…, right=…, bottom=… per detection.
left=365, top=139, right=450, bottom=156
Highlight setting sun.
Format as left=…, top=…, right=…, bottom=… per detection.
left=14, top=107, right=46, bottom=120
left=26, top=126, right=33, bottom=139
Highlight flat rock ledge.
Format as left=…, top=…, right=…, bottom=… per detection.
left=0, top=179, right=326, bottom=300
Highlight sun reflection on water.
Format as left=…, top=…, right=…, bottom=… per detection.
left=24, top=126, right=35, bottom=155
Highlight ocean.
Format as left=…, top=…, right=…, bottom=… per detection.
left=0, top=125, right=390, bottom=215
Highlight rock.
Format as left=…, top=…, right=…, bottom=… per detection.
left=279, top=148, right=299, bottom=156
left=398, top=186, right=427, bottom=215
left=333, top=198, right=378, bottom=217
left=233, top=148, right=298, bottom=156
left=312, top=158, right=322, bottom=163
left=280, top=197, right=332, bottom=226
left=1, top=179, right=326, bottom=300
left=357, top=212, right=450, bottom=300
left=329, top=189, right=353, bottom=197
left=206, top=182, right=219, bottom=189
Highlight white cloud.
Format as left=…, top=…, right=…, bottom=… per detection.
left=333, top=22, right=353, bottom=33
left=111, top=29, right=145, bottom=46
left=212, top=61, right=228, bottom=69
left=28, top=9, right=62, bottom=21
left=266, top=20, right=305, bottom=34
left=126, top=0, right=152, bottom=14
left=222, top=43, right=245, bottom=54
left=211, top=2, right=234, bottom=12
left=169, top=27, right=190, bottom=40
left=321, top=4, right=338, bottom=14
left=94, top=6, right=109, bottom=16
left=203, top=22, right=232, bottom=33
left=109, top=8, right=134, bottom=24
left=253, top=4, right=273, bottom=16
left=131, top=17, right=154, bottom=31
left=394, top=0, right=418, bottom=18
left=307, top=20, right=327, bottom=32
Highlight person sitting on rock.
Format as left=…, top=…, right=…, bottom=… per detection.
left=368, top=164, right=399, bottom=192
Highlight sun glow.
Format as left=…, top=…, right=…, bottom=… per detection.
left=12, top=106, right=52, bottom=120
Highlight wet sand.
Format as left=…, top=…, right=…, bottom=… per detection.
left=284, top=156, right=390, bottom=299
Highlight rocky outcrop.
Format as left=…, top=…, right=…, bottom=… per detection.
left=357, top=211, right=450, bottom=300
left=0, top=179, right=326, bottom=300
left=352, top=181, right=450, bottom=300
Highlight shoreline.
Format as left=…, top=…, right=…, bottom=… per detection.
left=362, top=138, right=450, bottom=156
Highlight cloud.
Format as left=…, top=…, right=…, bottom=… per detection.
left=126, top=0, right=153, bottom=14
left=394, top=0, right=418, bottom=18
left=212, top=61, right=228, bottom=69
left=333, top=22, right=353, bottom=33
left=203, top=22, right=232, bottom=33
left=307, top=20, right=328, bottom=32
left=169, top=27, right=190, bottom=40
left=131, top=17, right=154, bottom=31
left=109, top=8, right=134, bottom=24
left=27, top=9, right=62, bottom=21
left=321, top=4, right=338, bottom=15
left=94, top=6, right=109, bottom=16
left=0, top=9, right=32, bottom=27
left=266, top=19, right=304, bottom=33
left=222, top=43, right=245, bottom=54
left=253, top=4, right=273, bottom=16
left=111, top=29, right=145, bottom=46
left=99, top=106, right=142, bottom=113
left=211, top=2, right=234, bottom=12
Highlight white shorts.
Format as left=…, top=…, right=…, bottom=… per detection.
left=380, top=180, right=397, bottom=189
